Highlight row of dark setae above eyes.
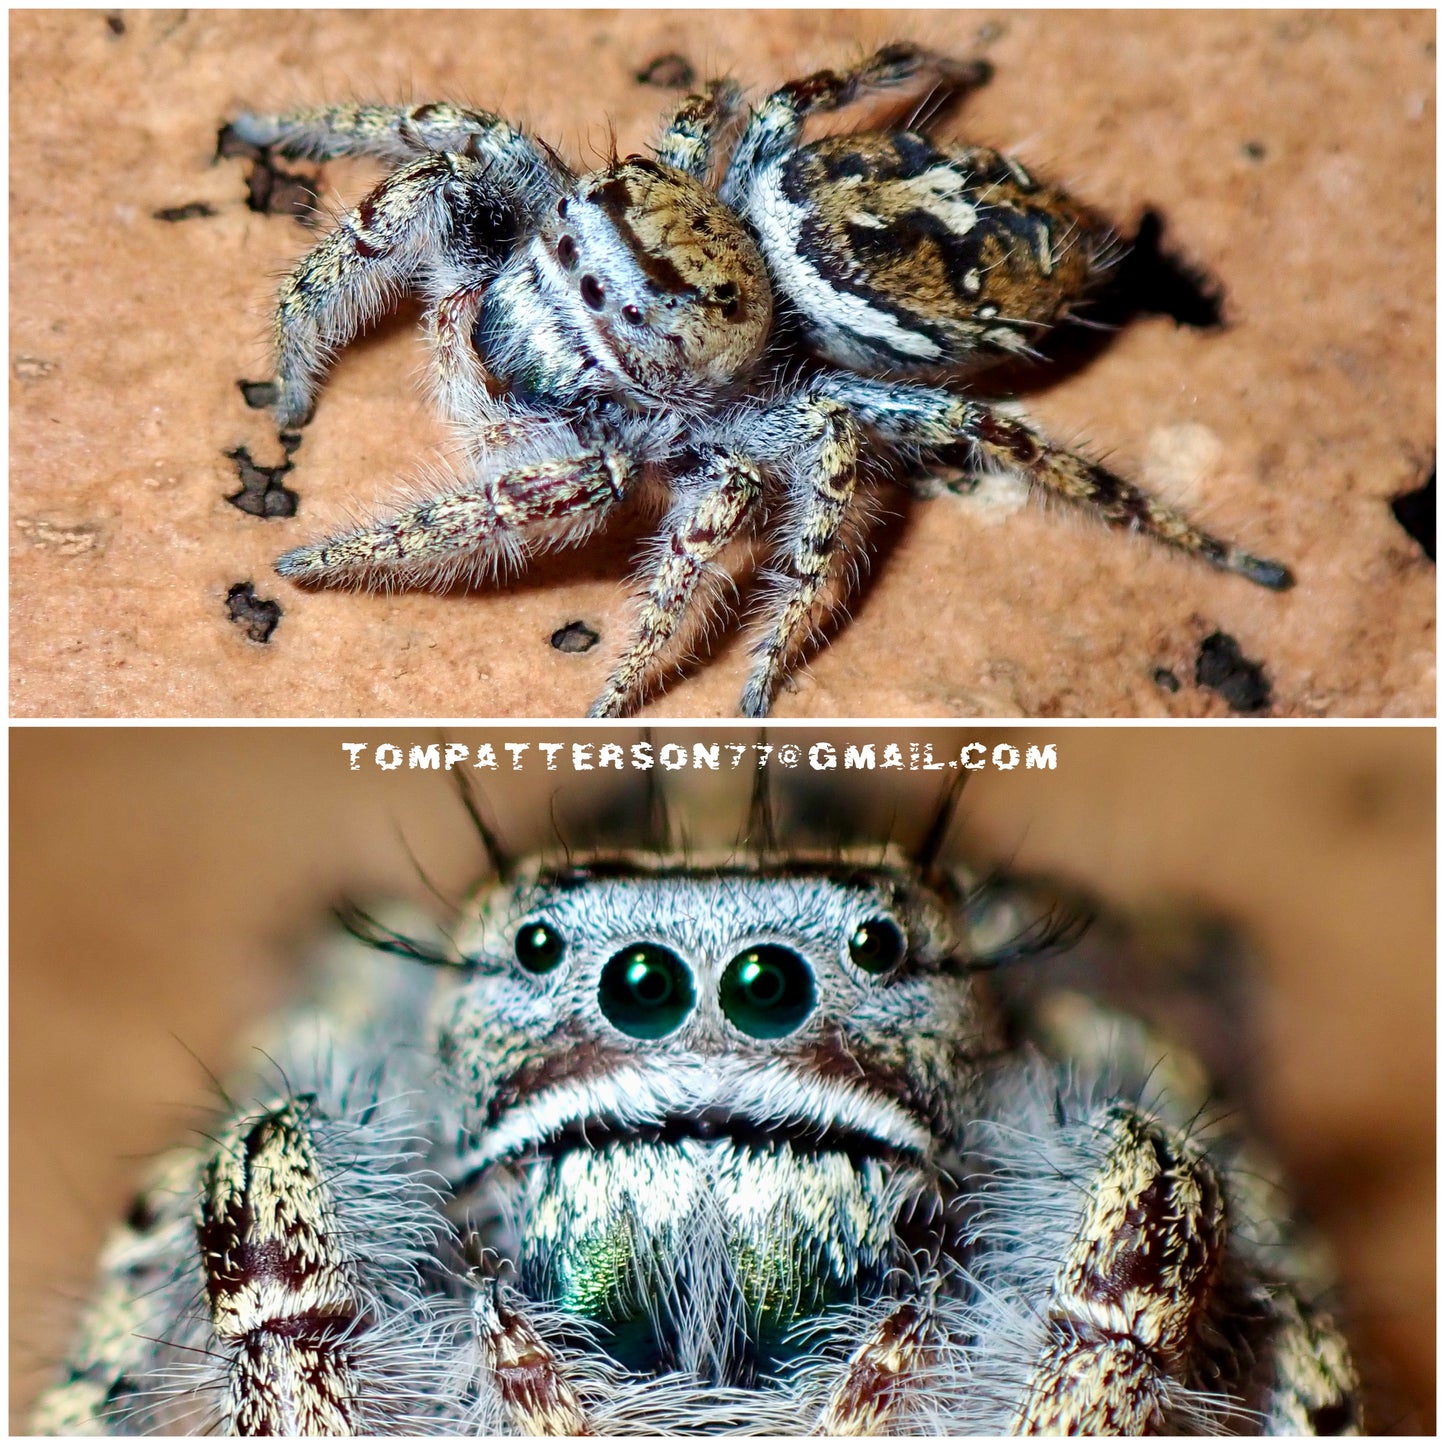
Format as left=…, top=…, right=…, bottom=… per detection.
left=511, top=916, right=906, bottom=1040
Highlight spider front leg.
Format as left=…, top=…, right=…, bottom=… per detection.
left=589, top=451, right=762, bottom=718
left=199, top=1100, right=371, bottom=1434
left=1009, top=1105, right=1225, bottom=1434
left=819, top=375, right=1295, bottom=589
left=261, top=153, right=499, bottom=430
left=741, top=398, right=865, bottom=717
left=275, top=448, right=632, bottom=590
left=228, top=101, right=551, bottom=176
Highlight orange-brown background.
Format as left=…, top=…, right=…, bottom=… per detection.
left=10, top=726, right=1433, bottom=1427
left=9, top=10, right=1435, bottom=718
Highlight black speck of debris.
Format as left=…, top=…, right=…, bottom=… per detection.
left=215, top=123, right=264, bottom=163
left=1152, top=667, right=1181, bottom=693
left=153, top=201, right=216, bottom=222
left=226, top=582, right=282, bottom=643
left=1240, top=140, right=1267, bottom=161
left=105, top=12, right=126, bottom=35
left=975, top=19, right=1007, bottom=43
left=216, top=128, right=319, bottom=222
left=551, top=620, right=601, bottom=654
left=238, top=379, right=277, bottom=410
left=636, top=53, right=696, bottom=88
left=1194, top=631, right=1271, bottom=713
left=1101, top=209, right=1226, bottom=330
left=1390, top=464, right=1434, bottom=561
left=224, top=445, right=299, bottom=518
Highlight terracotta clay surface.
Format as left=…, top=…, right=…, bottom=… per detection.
left=9, top=10, right=1434, bottom=719
left=10, top=727, right=1434, bottom=1426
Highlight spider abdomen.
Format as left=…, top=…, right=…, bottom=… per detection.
left=749, top=131, right=1110, bottom=375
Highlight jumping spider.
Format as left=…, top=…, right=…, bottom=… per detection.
left=34, top=779, right=1358, bottom=1434
left=225, top=43, right=1292, bottom=716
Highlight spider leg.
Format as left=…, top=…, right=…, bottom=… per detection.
left=654, top=79, right=746, bottom=181
left=740, top=398, right=863, bottom=717
left=589, top=451, right=762, bottom=718
left=720, top=43, right=990, bottom=207
left=199, top=1099, right=371, bottom=1434
left=265, top=153, right=513, bottom=429
left=228, top=101, right=554, bottom=179
left=472, top=1281, right=592, bottom=1434
left=275, top=448, right=632, bottom=590
left=814, top=1301, right=937, bottom=1435
left=818, top=374, right=1295, bottom=589
left=1009, top=1106, right=1225, bottom=1434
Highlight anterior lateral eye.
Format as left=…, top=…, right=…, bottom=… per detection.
left=556, top=234, right=577, bottom=269
left=515, top=920, right=566, bottom=973
left=848, top=917, right=906, bottom=975
left=579, top=274, right=605, bottom=310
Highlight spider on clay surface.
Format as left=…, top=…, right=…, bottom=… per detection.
left=223, top=44, right=1292, bottom=717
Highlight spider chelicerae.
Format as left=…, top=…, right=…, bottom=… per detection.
left=225, top=44, right=1292, bottom=717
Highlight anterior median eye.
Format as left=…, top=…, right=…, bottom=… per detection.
left=599, top=943, right=694, bottom=1037
left=515, top=920, right=565, bottom=973
left=848, top=918, right=906, bottom=975
left=720, top=945, right=815, bottom=1038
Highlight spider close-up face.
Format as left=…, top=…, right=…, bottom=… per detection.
left=228, top=41, right=1297, bottom=718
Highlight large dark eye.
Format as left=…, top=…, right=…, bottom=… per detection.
left=556, top=234, right=577, bottom=269
left=515, top=921, right=565, bottom=973
left=720, top=945, right=815, bottom=1039
left=848, top=918, right=906, bottom=975
left=579, top=274, right=605, bottom=310
left=599, top=944, right=695, bottom=1038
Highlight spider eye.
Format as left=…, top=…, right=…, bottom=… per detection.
left=599, top=944, right=695, bottom=1038
left=515, top=921, right=565, bottom=973
left=556, top=198, right=569, bottom=219
left=720, top=946, right=815, bottom=1038
left=556, top=234, right=577, bottom=269
left=621, top=304, right=644, bottom=325
left=579, top=274, right=605, bottom=310
left=848, top=918, right=906, bottom=975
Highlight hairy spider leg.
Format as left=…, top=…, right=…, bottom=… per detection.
left=590, top=452, right=763, bottom=718
left=199, top=1101, right=370, bottom=1434
left=654, top=79, right=746, bottom=181
left=261, top=154, right=499, bottom=429
left=740, top=399, right=864, bottom=717
left=719, top=43, right=991, bottom=209
left=275, top=450, right=633, bottom=590
left=816, top=375, right=1295, bottom=589
left=1008, top=1106, right=1225, bottom=1433
left=228, top=101, right=552, bottom=174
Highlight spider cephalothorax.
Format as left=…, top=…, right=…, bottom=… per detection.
left=226, top=45, right=1292, bottom=715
